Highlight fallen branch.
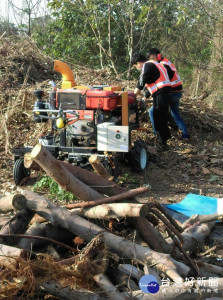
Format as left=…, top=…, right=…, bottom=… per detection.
left=0, top=233, right=76, bottom=253
left=150, top=208, right=184, bottom=245
left=65, top=186, right=150, bottom=209
left=182, top=213, right=223, bottom=230
left=153, top=201, right=183, bottom=233
left=18, top=221, right=46, bottom=250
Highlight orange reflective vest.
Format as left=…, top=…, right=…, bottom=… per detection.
left=145, top=61, right=171, bottom=95
left=160, top=57, right=182, bottom=88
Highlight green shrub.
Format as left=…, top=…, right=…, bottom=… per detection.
left=32, top=175, right=77, bottom=204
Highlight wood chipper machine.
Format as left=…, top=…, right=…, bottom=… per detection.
left=12, top=60, right=148, bottom=185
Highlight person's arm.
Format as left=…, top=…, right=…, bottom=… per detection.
left=163, top=65, right=174, bottom=80
left=134, top=63, right=159, bottom=97
left=134, top=87, right=144, bottom=97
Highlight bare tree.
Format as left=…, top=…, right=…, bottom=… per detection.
left=8, top=0, right=47, bottom=35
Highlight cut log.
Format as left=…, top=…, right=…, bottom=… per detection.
left=16, top=190, right=190, bottom=283
left=71, top=203, right=150, bottom=219
left=0, top=194, right=27, bottom=213
left=0, top=209, right=35, bottom=245
left=0, top=194, right=15, bottom=213
left=30, top=143, right=103, bottom=201
left=0, top=244, right=28, bottom=268
left=66, top=186, right=150, bottom=209
left=12, top=194, right=28, bottom=211
left=94, top=273, right=125, bottom=300
left=89, top=154, right=112, bottom=180
left=24, top=152, right=41, bottom=170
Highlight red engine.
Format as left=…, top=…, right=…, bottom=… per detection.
left=55, top=89, right=135, bottom=111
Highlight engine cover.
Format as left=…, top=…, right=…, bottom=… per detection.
left=56, top=89, right=87, bottom=110
left=86, top=90, right=120, bottom=111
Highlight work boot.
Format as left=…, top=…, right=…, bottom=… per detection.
left=154, top=133, right=169, bottom=151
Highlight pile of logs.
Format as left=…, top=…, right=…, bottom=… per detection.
left=0, top=143, right=223, bottom=299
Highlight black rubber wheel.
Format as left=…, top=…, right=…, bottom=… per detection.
left=129, top=140, right=148, bottom=172
left=13, top=158, right=30, bottom=185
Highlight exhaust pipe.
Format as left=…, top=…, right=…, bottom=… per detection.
left=54, top=60, right=76, bottom=89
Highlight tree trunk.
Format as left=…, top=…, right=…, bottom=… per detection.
left=30, top=143, right=103, bottom=201
left=71, top=203, right=150, bottom=219
left=15, top=190, right=190, bottom=283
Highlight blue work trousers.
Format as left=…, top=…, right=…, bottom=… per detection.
left=149, top=92, right=189, bottom=138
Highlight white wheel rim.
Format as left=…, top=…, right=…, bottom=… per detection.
left=140, top=148, right=147, bottom=169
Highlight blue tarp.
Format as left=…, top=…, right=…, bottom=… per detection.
left=166, top=193, right=219, bottom=217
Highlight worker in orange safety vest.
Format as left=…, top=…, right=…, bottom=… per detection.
left=147, top=48, right=190, bottom=139
left=131, top=52, right=172, bottom=150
